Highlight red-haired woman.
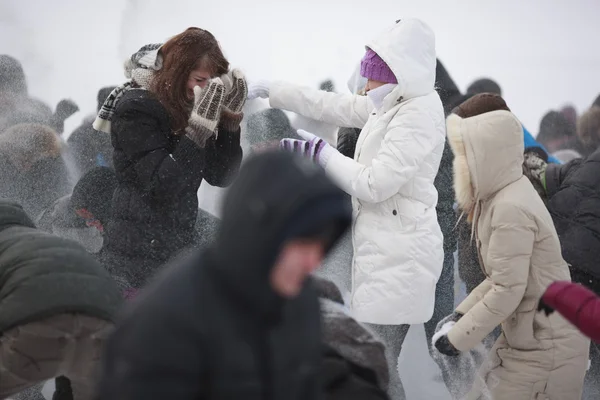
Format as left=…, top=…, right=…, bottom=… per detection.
left=95, top=28, right=245, bottom=289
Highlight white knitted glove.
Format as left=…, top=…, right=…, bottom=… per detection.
left=247, top=80, right=271, bottom=100
left=221, top=68, right=248, bottom=114
left=186, top=78, right=225, bottom=147
left=280, top=129, right=335, bottom=168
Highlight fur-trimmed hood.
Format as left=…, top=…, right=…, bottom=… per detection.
left=446, top=110, right=524, bottom=212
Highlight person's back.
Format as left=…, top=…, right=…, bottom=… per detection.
left=0, top=201, right=122, bottom=400
left=97, top=152, right=351, bottom=400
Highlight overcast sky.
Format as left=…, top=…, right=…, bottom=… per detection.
left=2, top=0, right=599, bottom=135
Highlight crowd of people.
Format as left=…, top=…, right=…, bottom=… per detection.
left=0, top=18, right=599, bottom=400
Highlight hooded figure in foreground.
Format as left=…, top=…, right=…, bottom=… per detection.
left=433, top=94, right=589, bottom=400
left=97, top=152, right=351, bottom=400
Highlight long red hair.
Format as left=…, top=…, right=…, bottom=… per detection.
left=150, top=28, right=229, bottom=133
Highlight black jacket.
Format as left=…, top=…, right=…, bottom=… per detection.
left=0, top=201, right=122, bottom=333
left=67, top=117, right=114, bottom=175
left=98, top=152, right=352, bottom=400
left=321, top=345, right=389, bottom=400
left=105, top=89, right=242, bottom=266
left=546, top=148, right=600, bottom=289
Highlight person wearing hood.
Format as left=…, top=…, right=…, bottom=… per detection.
left=36, top=166, right=117, bottom=253
left=245, top=108, right=301, bottom=152
left=0, top=122, right=73, bottom=218
left=96, top=28, right=244, bottom=290
left=249, top=19, right=446, bottom=399
left=0, top=201, right=122, bottom=400
left=67, top=87, right=117, bottom=177
left=433, top=93, right=589, bottom=399
left=314, top=277, right=389, bottom=399
left=97, top=152, right=352, bottom=400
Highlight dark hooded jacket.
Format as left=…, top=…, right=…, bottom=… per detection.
left=545, top=148, right=600, bottom=292
left=97, top=152, right=352, bottom=400
left=103, top=89, right=242, bottom=282
left=0, top=201, right=122, bottom=333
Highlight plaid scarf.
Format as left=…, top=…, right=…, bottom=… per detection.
left=93, top=43, right=163, bottom=134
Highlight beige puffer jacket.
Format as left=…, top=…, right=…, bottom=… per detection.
left=446, top=109, right=589, bottom=400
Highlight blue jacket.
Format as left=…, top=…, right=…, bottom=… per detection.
left=523, top=125, right=561, bottom=164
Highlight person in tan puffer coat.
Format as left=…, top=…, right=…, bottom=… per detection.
left=432, top=93, right=589, bottom=400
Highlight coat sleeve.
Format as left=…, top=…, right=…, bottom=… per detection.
left=201, top=126, right=242, bottom=187
left=542, top=281, right=600, bottom=343
left=455, top=278, right=493, bottom=315
left=448, top=203, right=535, bottom=351
left=324, top=105, right=444, bottom=203
left=270, top=82, right=373, bottom=129
left=545, top=158, right=584, bottom=198
left=112, top=97, right=205, bottom=201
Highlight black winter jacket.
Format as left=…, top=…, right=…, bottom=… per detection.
left=546, top=148, right=600, bottom=290
left=98, top=152, right=352, bottom=400
left=0, top=201, right=122, bottom=333
left=67, top=117, right=114, bottom=175
left=105, top=89, right=242, bottom=265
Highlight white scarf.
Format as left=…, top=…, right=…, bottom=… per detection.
left=367, top=83, right=397, bottom=111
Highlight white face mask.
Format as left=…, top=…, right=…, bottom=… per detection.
left=366, top=83, right=397, bottom=110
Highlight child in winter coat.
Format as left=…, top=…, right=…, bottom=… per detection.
left=248, top=19, right=446, bottom=399
left=433, top=93, right=589, bottom=400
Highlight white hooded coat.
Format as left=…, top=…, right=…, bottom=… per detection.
left=270, top=19, right=446, bottom=324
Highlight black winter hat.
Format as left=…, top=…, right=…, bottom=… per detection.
left=538, top=111, right=575, bottom=142
left=466, top=78, right=502, bottom=96
left=0, top=55, right=27, bottom=95
left=70, top=167, right=117, bottom=225
left=246, top=108, right=299, bottom=146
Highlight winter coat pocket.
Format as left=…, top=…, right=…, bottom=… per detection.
left=503, top=298, right=540, bottom=351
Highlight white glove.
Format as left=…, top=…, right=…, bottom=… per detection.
left=247, top=80, right=271, bottom=100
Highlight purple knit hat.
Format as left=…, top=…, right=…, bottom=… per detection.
left=360, top=48, right=397, bottom=84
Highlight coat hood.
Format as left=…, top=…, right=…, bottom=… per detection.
left=207, top=152, right=352, bottom=320
left=447, top=110, right=524, bottom=212
left=366, top=18, right=436, bottom=101
left=0, top=201, right=35, bottom=232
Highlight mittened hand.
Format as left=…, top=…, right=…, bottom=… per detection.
left=434, top=333, right=461, bottom=357
left=280, top=129, right=335, bottom=167
left=187, top=78, right=226, bottom=147
left=55, top=99, right=79, bottom=119
left=537, top=298, right=555, bottom=316
left=247, top=80, right=271, bottom=100
left=221, top=69, right=248, bottom=114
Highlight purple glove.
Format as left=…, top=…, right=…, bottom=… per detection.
left=280, top=129, right=335, bottom=167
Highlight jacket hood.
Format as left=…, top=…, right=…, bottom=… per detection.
left=366, top=18, right=436, bottom=102
left=447, top=110, right=524, bottom=211
left=0, top=201, right=36, bottom=231
left=208, top=152, right=352, bottom=319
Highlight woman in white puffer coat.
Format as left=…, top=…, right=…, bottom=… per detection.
left=248, top=19, right=445, bottom=399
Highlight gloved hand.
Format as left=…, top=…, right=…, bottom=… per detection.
left=220, top=68, right=247, bottom=131
left=432, top=312, right=463, bottom=357
left=280, top=129, right=335, bottom=167
left=537, top=298, right=555, bottom=316
left=434, top=333, right=461, bottom=357
left=247, top=80, right=271, bottom=100
left=52, top=99, right=80, bottom=134
left=186, top=78, right=225, bottom=147
left=55, top=99, right=79, bottom=119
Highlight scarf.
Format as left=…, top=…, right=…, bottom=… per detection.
left=366, top=83, right=397, bottom=110
left=93, top=44, right=163, bottom=134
